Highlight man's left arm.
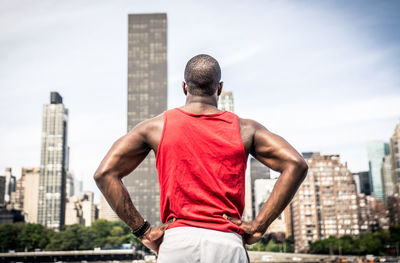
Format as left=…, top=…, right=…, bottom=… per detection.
left=93, top=121, right=172, bottom=252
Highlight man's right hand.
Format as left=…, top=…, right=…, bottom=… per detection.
left=140, top=218, right=176, bottom=253
left=223, top=214, right=265, bottom=245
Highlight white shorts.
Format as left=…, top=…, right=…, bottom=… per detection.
left=157, top=227, right=249, bottom=263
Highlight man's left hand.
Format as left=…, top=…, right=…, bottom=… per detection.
left=140, top=218, right=176, bottom=253
left=223, top=214, right=264, bottom=245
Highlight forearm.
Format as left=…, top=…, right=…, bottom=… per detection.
left=95, top=174, right=144, bottom=231
left=253, top=163, right=307, bottom=233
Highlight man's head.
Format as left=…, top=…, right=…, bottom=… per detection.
left=183, top=54, right=222, bottom=97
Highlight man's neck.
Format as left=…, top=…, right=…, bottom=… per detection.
left=183, top=95, right=220, bottom=114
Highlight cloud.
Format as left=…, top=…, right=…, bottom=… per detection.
left=220, top=46, right=260, bottom=68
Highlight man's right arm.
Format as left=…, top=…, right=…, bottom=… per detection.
left=93, top=117, right=173, bottom=252
left=228, top=119, right=308, bottom=244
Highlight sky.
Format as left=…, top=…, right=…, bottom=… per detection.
left=0, top=0, right=399, bottom=201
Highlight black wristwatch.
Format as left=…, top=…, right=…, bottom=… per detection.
left=131, top=220, right=151, bottom=238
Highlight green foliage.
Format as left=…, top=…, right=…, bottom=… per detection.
left=105, top=226, right=130, bottom=248
left=247, top=227, right=400, bottom=255
left=19, top=223, right=50, bottom=251
left=247, top=239, right=286, bottom=252
left=0, top=219, right=141, bottom=252
left=45, top=224, right=94, bottom=251
left=390, top=225, right=400, bottom=242
left=284, top=235, right=295, bottom=252
left=90, top=219, right=115, bottom=248
left=265, top=239, right=282, bottom=252
left=247, top=240, right=267, bottom=251
left=90, top=219, right=132, bottom=249
left=309, top=230, right=392, bottom=255
left=0, top=223, right=24, bottom=252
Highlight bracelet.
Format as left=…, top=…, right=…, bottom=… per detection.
left=131, top=220, right=150, bottom=238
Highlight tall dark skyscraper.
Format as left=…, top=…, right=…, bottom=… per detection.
left=38, top=92, right=69, bottom=230
left=352, top=171, right=371, bottom=195
left=126, top=13, right=167, bottom=225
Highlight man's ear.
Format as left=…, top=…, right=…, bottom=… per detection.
left=182, top=81, right=188, bottom=96
left=217, top=82, right=223, bottom=96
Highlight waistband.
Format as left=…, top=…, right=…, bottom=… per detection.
left=164, top=226, right=244, bottom=243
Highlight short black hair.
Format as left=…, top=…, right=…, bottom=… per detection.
left=184, top=54, right=221, bottom=96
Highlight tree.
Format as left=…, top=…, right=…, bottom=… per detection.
left=338, top=235, right=355, bottom=255
left=247, top=240, right=268, bottom=251
left=105, top=226, right=131, bottom=248
left=284, top=236, right=295, bottom=252
left=90, top=219, right=114, bottom=248
left=19, top=223, right=51, bottom=251
left=390, top=225, right=400, bottom=242
left=46, top=224, right=94, bottom=251
left=358, top=233, right=382, bottom=255
left=0, top=223, right=24, bottom=252
left=309, top=239, right=328, bottom=254
left=265, top=239, right=281, bottom=252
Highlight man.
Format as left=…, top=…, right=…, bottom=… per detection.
left=94, top=54, right=308, bottom=262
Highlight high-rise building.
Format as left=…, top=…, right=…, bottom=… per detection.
left=254, top=179, right=276, bottom=216
left=0, top=209, right=24, bottom=224
left=80, top=191, right=97, bottom=227
left=126, top=13, right=167, bottom=225
left=390, top=123, right=400, bottom=192
left=367, top=141, right=390, bottom=201
left=65, top=195, right=83, bottom=225
left=366, top=195, right=389, bottom=231
left=254, top=178, right=286, bottom=234
left=358, top=193, right=370, bottom=233
left=10, top=168, right=28, bottom=210
left=218, top=91, right=234, bottom=112
left=65, top=191, right=97, bottom=226
left=387, top=193, right=400, bottom=226
left=358, top=193, right=389, bottom=233
left=352, top=171, right=371, bottom=195
left=38, top=92, right=69, bottom=230
left=2, top=168, right=16, bottom=204
left=291, top=153, right=360, bottom=252
left=382, top=155, right=394, bottom=203
left=249, top=157, right=270, bottom=220
left=66, top=171, right=75, bottom=197
left=23, top=167, right=40, bottom=223
left=284, top=204, right=293, bottom=238
left=0, top=176, right=5, bottom=207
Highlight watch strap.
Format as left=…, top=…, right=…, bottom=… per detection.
left=131, top=220, right=150, bottom=238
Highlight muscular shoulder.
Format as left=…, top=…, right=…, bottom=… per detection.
left=129, top=113, right=164, bottom=133
left=129, top=113, right=165, bottom=152
left=238, top=117, right=266, bottom=156
left=239, top=118, right=266, bottom=136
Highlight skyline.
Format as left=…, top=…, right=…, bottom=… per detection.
left=1, top=0, right=399, bottom=200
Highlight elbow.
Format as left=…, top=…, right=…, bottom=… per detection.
left=286, top=156, right=308, bottom=178
left=94, top=166, right=121, bottom=186
left=296, top=158, right=308, bottom=178
left=93, top=171, right=103, bottom=185
left=93, top=168, right=109, bottom=185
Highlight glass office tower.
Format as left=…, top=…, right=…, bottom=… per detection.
left=367, top=141, right=390, bottom=201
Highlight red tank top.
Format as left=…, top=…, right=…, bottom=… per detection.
left=156, top=108, right=247, bottom=235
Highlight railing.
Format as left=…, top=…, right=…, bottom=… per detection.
left=0, top=249, right=143, bottom=262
